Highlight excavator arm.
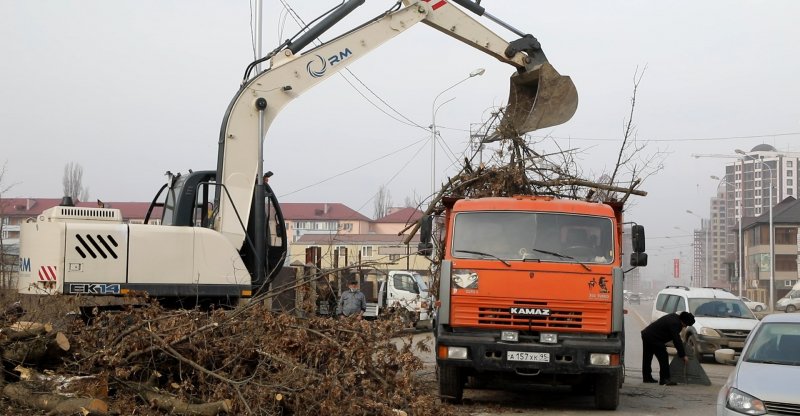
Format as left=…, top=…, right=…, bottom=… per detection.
left=215, top=0, right=578, bottom=252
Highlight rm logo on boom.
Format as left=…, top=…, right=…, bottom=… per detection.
left=306, top=48, right=353, bottom=78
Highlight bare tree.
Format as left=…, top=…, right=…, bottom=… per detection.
left=604, top=66, right=665, bottom=204
left=0, top=161, right=19, bottom=287
left=403, top=192, right=421, bottom=210
left=402, top=67, right=663, bottom=243
left=62, top=162, right=89, bottom=202
left=372, top=185, right=393, bottom=219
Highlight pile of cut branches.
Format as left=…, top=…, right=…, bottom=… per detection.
left=0, top=293, right=451, bottom=416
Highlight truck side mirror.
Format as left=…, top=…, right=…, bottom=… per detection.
left=417, top=215, right=433, bottom=256
left=630, top=252, right=648, bottom=267
left=631, top=224, right=646, bottom=253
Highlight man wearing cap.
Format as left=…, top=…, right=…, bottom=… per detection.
left=337, top=279, right=367, bottom=319
left=640, top=311, right=696, bottom=386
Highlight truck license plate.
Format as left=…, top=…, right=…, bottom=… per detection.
left=507, top=351, right=550, bottom=362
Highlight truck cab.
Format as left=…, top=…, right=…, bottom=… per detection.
left=374, top=270, right=435, bottom=327
left=432, top=195, right=646, bottom=409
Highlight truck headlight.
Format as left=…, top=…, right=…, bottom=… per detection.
left=540, top=333, right=558, bottom=344
left=590, top=353, right=611, bottom=366
left=699, top=327, right=722, bottom=337
left=447, top=346, right=469, bottom=360
left=501, top=330, right=518, bottom=342
left=726, top=387, right=766, bottom=415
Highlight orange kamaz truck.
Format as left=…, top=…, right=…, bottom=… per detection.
left=426, top=195, right=647, bottom=409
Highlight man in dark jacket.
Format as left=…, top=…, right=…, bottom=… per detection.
left=641, top=311, right=695, bottom=385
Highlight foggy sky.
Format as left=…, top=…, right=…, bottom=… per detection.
left=1, top=1, right=799, bottom=278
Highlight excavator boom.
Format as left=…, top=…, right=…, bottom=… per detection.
left=215, top=0, right=578, bottom=252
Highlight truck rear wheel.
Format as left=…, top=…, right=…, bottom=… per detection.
left=594, top=373, right=620, bottom=410
left=438, top=365, right=465, bottom=403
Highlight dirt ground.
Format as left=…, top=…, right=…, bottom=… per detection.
left=403, top=307, right=730, bottom=416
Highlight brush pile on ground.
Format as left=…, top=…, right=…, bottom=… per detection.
left=0, top=294, right=451, bottom=415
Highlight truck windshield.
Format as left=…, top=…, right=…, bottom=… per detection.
left=451, top=211, right=614, bottom=264
left=412, top=272, right=428, bottom=292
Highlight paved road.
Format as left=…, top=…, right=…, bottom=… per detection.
left=406, top=300, right=734, bottom=415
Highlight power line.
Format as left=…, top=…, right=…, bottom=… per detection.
left=279, top=136, right=428, bottom=198
left=527, top=131, right=800, bottom=143
left=353, top=136, right=431, bottom=217
left=278, top=0, right=426, bottom=131
left=434, top=121, right=800, bottom=143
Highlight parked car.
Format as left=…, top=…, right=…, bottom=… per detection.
left=716, top=313, right=800, bottom=415
left=775, top=282, right=800, bottom=313
left=628, top=293, right=641, bottom=305
left=740, top=296, right=767, bottom=312
left=652, top=286, right=759, bottom=360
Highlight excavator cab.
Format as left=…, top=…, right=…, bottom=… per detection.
left=145, top=170, right=287, bottom=293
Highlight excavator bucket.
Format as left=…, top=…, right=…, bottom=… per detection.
left=497, top=62, right=578, bottom=138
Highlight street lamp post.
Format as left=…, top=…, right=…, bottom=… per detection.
left=430, top=68, right=485, bottom=198
left=761, top=158, right=775, bottom=312
left=673, top=226, right=693, bottom=287
left=735, top=150, right=775, bottom=311
left=711, top=175, right=744, bottom=297
left=686, top=210, right=710, bottom=287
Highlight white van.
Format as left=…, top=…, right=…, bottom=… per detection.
left=652, top=286, right=758, bottom=359
left=364, top=271, right=434, bottom=328
left=776, top=282, right=800, bottom=313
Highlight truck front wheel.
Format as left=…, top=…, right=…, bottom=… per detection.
left=438, top=364, right=465, bottom=403
left=594, top=372, right=620, bottom=410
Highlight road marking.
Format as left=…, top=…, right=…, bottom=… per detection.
left=628, top=306, right=648, bottom=327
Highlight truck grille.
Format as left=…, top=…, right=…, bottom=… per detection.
left=764, top=401, right=800, bottom=415
left=718, top=329, right=750, bottom=340
left=452, top=298, right=610, bottom=333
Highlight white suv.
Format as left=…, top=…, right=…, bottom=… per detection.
left=652, top=286, right=759, bottom=359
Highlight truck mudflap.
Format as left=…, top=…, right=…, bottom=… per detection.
left=436, top=330, right=622, bottom=376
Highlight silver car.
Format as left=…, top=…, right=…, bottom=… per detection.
left=740, top=296, right=767, bottom=313
left=716, top=313, right=800, bottom=415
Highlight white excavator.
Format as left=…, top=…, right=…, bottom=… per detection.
left=17, top=0, right=578, bottom=306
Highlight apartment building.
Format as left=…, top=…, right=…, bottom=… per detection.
left=702, top=145, right=800, bottom=291
left=740, top=196, right=800, bottom=304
